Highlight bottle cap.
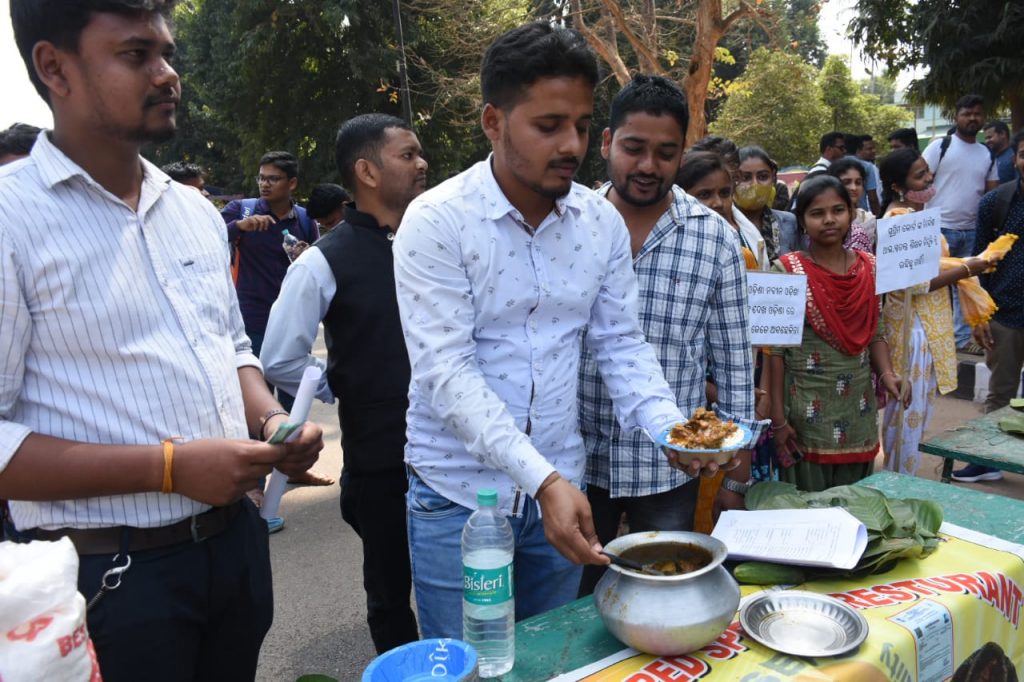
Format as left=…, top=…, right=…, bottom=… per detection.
left=477, top=489, right=498, bottom=507
left=281, top=229, right=290, bottom=235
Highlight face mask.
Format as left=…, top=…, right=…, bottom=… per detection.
left=904, top=185, right=936, bottom=204
left=733, top=182, right=776, bottom=211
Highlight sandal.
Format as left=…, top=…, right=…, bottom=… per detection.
left=245, top=487, right=265, bottom=509
left=287, top=470, right=335, bottom=486
left=958, top=341, right=986, bottom=356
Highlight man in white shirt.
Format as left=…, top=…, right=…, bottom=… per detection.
left=394, top=23, right=708, bottom=639
left=922, top=94, right=1000, bottom=351
left=1, top=2, right=323, bottom=679
left=262, top=114, right=427, bottom=653
left=809, top=131, right=846, bottom=173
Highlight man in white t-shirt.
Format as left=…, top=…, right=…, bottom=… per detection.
left=922, top=94, right=1000, bottom=351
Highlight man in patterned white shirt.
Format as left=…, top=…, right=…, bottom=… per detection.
left=1, top=2, right=322, bottom=679
left=394, top=23, right=719, bottom=639
left=578, top=75, right=759, bottom=595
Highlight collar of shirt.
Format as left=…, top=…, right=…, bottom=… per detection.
left=345, top=203, right=392, bottom=232
left=479, top=153, right=582, bottom=225
left=256, top=197, right=297, bottom=221
left=31, top=131, right=172, bottom=218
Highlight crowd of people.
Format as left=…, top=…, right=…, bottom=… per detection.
left=1, top=0, right=1023, bottom=679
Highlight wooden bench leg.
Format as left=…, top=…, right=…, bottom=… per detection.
left=941, top=458, right=953, bottom=483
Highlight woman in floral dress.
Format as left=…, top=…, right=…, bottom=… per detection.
left=768, top=176, right=906, bottom=491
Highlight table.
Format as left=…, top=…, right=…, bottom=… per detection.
left=919, top=405, right=1024, bottom=482
left=501, top=472, right=1024, bottom=681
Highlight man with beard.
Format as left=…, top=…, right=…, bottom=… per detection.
left=393, top=24, right=718, bottom=639
left=261, top=114, right=426, bottom=653
left=1, top=1, right=324, bottom=679
left=577, top=75, right=758, bottom=595
left=922, top=94, right=1000, bottom=353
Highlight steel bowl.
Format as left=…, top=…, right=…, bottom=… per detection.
left=593, top=531, right=740, bottom=656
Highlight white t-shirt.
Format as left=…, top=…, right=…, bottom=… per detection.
left=922, top=134, right=999, bottom=231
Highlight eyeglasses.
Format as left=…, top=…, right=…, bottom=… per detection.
left=256, top=174, right=287, bottom=185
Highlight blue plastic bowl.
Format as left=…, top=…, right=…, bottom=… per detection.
left=362, top=639, right=478, bottom=682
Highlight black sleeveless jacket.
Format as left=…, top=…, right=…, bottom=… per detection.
left=315, top=206, right=409, bottom=475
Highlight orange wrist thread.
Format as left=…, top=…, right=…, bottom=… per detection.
left=161, top=437, right=182, bottom=494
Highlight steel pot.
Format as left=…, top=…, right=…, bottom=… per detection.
left=593, top=531, right=740, bottom=656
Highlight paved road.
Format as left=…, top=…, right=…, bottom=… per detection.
left=254, top=337, right=1024, bottom=681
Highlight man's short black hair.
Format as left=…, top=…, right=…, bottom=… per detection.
left=819, top=131, right=844, bottom=154
left=258, top=151, right=298, bottom=179
left=480, top=22, right=599, bottom=110
left=306, top=183, right=350, bottom=221
left=1011, top=130, right=1024, bottom=157
left=608, top=74, right=688, bottom=136
left=334, top=113, right=411, bottom=190
left=161, top=161, right=204, bottom=182
left=888, top=127, right=919, bottom=149
left=846, top=134, right=864, bottom=155
left=690, top=135, right=739, bottom=170
left=0, top=122, right=41, bottom=157
left=11, top=0, right=177, bottom=104
left=955, top=94, right=984, bottom=113
left=983, top=120, right=1010, bottom=137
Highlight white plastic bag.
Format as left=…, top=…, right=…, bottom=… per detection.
left=0, top=538, right=102, bottom=681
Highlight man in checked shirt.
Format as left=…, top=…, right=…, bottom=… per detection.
left=578, top=75, right=761, bottom=595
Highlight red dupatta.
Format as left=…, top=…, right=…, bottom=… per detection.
left=780, top=251, right=879, bottom=356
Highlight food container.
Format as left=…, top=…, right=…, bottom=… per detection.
left=740, top=590, right=868, bottom=657
left=657, top=423, right=754, bottom=466
left=593, top=531, right=740, bottom=656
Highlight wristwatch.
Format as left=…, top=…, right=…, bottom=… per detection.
left=721, top=477, right=755, bottom=496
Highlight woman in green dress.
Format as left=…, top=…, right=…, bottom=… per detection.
left=767, top=175, right=907, bottom=491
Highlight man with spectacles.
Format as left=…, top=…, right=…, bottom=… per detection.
left=808, top=131, right=846, bottom=174
left=222, top=152, right=329, bottom=501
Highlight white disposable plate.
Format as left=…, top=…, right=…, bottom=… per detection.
left=739, top=590, right=869, bottom=657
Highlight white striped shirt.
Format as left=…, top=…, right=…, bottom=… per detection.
left=0, top=132, right=259, bottom=530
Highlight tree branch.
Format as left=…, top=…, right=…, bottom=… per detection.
left=570, top=0, right=632, bottom=85
left=598, top=0, right=664, bottom=75
left=720, top=0, right=758, bottom=34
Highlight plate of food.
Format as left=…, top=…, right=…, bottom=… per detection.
left=657, top=408, right=753, bottom=466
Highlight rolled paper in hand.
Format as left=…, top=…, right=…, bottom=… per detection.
left=260, top=366, right=323, bottom=520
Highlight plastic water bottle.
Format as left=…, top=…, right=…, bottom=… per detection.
left=462, top=489, right=515, bottom=677
left=281, top=229, right=300, bottom=261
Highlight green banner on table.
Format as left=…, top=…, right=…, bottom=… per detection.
left=559, top=525, right=1023, bottom=682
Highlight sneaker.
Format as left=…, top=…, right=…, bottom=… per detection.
left=950, top=464, right=1002, bottom=482
left=266, top=516, right=285, bottom=534
left=957, top=342, right=986, bottom=356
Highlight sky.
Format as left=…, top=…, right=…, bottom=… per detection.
left=0, top=0, right=893, bottom=131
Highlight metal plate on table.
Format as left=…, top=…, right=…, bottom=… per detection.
left=739, top=590, right=869, bottom=657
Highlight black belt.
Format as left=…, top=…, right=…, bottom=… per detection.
left=31, top=502, right=243, bottom=555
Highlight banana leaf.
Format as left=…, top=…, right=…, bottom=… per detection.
left=999, top=413, right=1024, bottom=435
left=744, top=482, right=944, bottom=578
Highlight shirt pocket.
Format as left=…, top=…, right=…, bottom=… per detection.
left=173, top=251, right=231, bottom=336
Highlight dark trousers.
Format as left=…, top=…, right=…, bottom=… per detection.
left=579, top=481, right=700, bottom=597
left=339, top=469, right=419, bottom=653
left=77, top=500, right=273, bottom=681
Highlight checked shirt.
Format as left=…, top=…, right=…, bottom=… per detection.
left=580, top=186, right=760, bottom=498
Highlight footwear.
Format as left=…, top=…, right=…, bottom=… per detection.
left=951, top=464, right=1002, bottom=482
left=287, top=470, right=335, bottom=486
left=958, top=341, right=986, bottom=356
left=266, top=516, right=285, bottom=534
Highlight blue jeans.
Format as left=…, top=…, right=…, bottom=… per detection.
left=406, top=472, right=582, bottom=639
left=941, top=228, right=975, bottom=348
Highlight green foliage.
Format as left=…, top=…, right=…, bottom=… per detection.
left=711, top=49, right=911, bottom=166
left=148, top=0, right=404, bottom=195
left=709, top=48, right=828, bottom=167
left=850, top=0, right=1024, bottom=122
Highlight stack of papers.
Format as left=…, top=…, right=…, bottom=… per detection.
left=711, top=508, right=868, bottom=570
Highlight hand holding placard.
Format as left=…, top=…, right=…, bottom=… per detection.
left=260, top=366, right=322, bottom=521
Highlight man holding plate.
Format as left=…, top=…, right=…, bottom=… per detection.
left=578, top=75, right=761, bottom=595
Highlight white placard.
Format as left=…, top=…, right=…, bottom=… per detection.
left=747, top=271, right=807, bottom=346
left=875, top=207, right=942, bottom=294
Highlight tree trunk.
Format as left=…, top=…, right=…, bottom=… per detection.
left=683, top=1, right=722, bottom=145
left=1010, top=91, right=1024, bottom=132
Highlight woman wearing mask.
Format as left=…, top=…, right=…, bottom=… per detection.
left=877, top=148, right=999, bottom=476
left=735, top=147, right=799, bottom=260
left=679, top=151, right=769, bottom=269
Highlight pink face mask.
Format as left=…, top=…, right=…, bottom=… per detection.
left=904, top=185, right=936, bottom=204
